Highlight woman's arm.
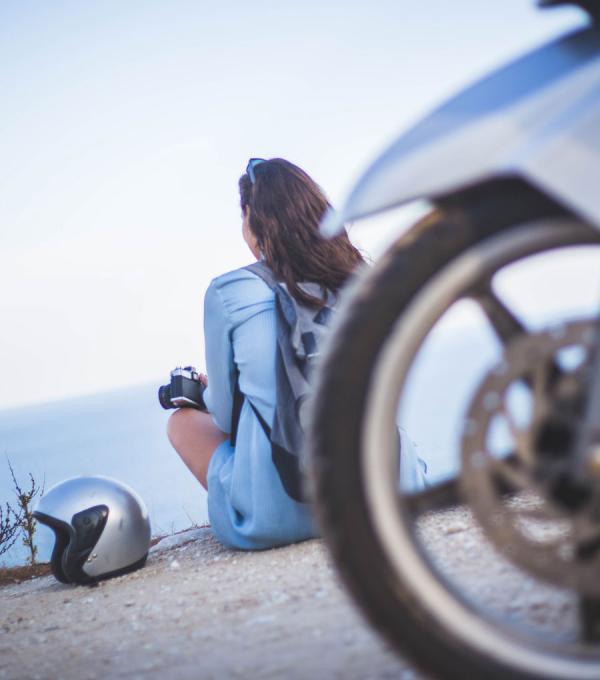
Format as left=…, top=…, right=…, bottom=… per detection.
left=202, top=280, right=235, bottom=433
left=202, top=269, right=276, bottom=433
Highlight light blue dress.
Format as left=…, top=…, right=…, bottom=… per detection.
left=202, top=266, right=428, bottom=550
left=203, top=267, right=317, bottom=550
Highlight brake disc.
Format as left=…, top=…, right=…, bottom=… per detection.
left=460, top=319, right=600, bottom=595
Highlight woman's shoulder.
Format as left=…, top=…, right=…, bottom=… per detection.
left=210, top=264, right=274, bottom=295
left=206, top=265, right=274, bottom=318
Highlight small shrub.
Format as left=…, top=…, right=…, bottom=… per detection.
left=0, top=502, right=21, bottom=558
left=6, top=458, right=44, bottom=566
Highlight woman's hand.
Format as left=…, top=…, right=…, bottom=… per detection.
left=198, top=372, right=208, bottom=387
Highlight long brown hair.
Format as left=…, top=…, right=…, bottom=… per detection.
left=239, top=158, right=365, bottom=307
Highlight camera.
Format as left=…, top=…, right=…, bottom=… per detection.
left=158, top=366, right=207, bottom=411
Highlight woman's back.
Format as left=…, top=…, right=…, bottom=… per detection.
left=203, top=267, right=317, bottom=550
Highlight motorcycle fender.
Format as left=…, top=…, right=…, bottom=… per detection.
left=322, top=27, right=600, bottom=236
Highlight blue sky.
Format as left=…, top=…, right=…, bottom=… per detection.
left=0, top=1, right=587, bottom=408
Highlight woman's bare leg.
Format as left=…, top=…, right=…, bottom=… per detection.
left=167, top=409, right=228, bottom=490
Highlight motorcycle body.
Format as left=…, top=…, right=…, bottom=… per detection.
left=309, top=4, right=600, bottom=679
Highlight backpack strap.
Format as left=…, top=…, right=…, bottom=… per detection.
left=245, top=260, right=277, bottom=287
left=244, top=261, right=297, bottom=323
left=230, top=368, right=244, bottom=447
left=230, top=369, right=267, bottom=448
left=247, top=399, right=272, bottom=438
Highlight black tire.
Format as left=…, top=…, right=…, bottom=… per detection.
left=308, top=179, right=600, bottom=680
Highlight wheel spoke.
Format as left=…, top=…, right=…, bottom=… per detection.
left=403, top=476, right=462, bottom=515
left=490, top=457, right=530, bottom=490
left=531, top=360, right=553, bottom=421
left=470, top=279, right=525, bottom=346
left=505, top=405, right=535, bottom=466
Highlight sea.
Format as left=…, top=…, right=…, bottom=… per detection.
left=0, top=323, right=503, bottom=568
left=0, top=383, right=209, bottom=567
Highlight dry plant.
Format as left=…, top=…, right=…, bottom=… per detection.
left=0, top=502, right=21, bottom=558
left=6, top=457, right=45, bottom=566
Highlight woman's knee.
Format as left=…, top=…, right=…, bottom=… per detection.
left=167, top=408, right=227, bottom=452
left=167, top=408, right=195, bottom=448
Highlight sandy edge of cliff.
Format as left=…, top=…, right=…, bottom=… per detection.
left=0, top=507, right=579, bottom=680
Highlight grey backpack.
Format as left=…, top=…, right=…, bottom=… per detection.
left=230, top=261, right=336, bottom=502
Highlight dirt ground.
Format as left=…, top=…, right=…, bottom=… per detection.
left=0, top=507, right=585, bottom=680
left=0, top=527, right=417, bottom=680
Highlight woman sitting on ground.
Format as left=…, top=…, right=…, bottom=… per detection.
left=167, top=157, right=365, bottom=550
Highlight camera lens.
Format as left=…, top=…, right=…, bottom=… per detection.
left=158, top=384, right=173, bottom=410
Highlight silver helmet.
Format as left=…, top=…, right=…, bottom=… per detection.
left=34, top=476, right=151, bottom=584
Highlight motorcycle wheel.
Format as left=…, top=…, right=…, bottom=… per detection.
left=308, top=179, right=600, bottom=680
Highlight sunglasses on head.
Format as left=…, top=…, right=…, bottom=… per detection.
left=246, top=158, right=267, bottom=184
